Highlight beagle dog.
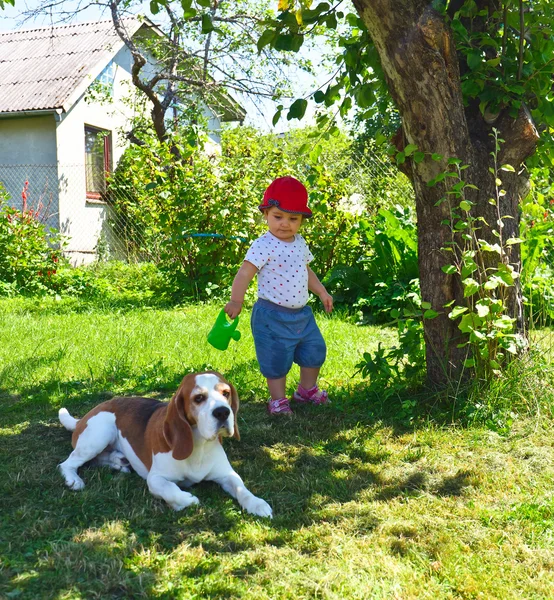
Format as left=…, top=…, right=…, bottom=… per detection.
left=58, top=371, right=272, bottom=517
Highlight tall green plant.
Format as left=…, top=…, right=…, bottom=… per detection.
left=437, top=130, right=527, bottom=379
left=354, top=132, right=531, bottom=400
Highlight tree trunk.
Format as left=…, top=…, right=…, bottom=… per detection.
left=352, top=0, right=539, bottom=386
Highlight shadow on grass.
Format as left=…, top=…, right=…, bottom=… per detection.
left=0, top=361, right=478, bottom=600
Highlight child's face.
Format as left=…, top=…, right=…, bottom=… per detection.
left=264, top=207, right=303, bottom=242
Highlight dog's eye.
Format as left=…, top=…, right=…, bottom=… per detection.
left=222, top=389, right=230, bottom=399
left=193, top=394, right=207, bottom=404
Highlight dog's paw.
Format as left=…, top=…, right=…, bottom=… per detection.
left=110, top=451, right=131, bottom=472
left=244, top=496, right=273, bottom=518
left=168, top=492, right=200, bottom=511
left=59, top=466, right=85, bottom=491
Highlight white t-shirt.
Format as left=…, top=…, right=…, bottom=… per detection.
left=245, top=232, right=314, bottom=309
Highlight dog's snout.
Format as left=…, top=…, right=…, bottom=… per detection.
left=213, top=406, right=231, bottom=422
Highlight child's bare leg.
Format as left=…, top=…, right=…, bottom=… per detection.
left=295, top=367, right=329, bottom=404
left=300, top=367, right=320, bottom=390
left=267, top=377, right=287, bottom=400
left=267, top=376, right=292, bottom=414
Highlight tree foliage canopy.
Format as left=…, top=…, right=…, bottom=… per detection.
left=261, top=0, right=554, bottom=167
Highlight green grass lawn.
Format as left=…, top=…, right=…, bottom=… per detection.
left=1, top=297, right=554, bottom=599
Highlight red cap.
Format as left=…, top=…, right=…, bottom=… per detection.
left=258, top=176, right=312, bottom=218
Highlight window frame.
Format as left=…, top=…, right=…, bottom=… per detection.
left=84, top=125, right=112, bottom=202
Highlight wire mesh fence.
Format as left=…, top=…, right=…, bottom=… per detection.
left=0, top=153, right=414, bottom=266
left=0, top=163, right=155, bottom=265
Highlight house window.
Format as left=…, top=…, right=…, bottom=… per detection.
left=95, top=60, right=117, bottom=96
left=85, top=126, right=112, bottom=200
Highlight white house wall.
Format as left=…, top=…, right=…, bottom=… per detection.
left=55, top=43, right=139, bottom=265
left=0, top=115, right=60, bottom=229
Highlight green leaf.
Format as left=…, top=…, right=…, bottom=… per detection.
left=413, top=151, right=425, bottom=163
left=506, top=342, right=518, bottom=354
left=500, top=164, right=515, bottom=172
left=287, top=98, right=308, bottom=121
left=313, top=90, right=325, bottom=104
left=505, top=237, right=523, bottom=245
left=479, top=240, right=502, bottom=253
left=309, top=144, right=323, bottom=163
left=467, top=50, right=482, bottom=70
left=421, top=301, right=432, bottom=310
left=272, top=107, right=282, bottom=126
left=458, top=313, right=483, bottom=333
left=442, top=264, right=457, bottom=275
left=149, top=0, right=160, bottom=14
left=484, top=278, right=500, bottom=290
left=496, top=268, right=514, bottom=286
left=449, top=305, right=468, bottom=319
left=424, top=309, right=439, bottom=319
left=475, top=302, right=490, bottom=318
left=459, top=200, right=472, bottom=211
left=326, top=12, right=338, bottom=29
left=492, top=316, right=515, bottom=330
left=462, top=278, right=480, bottom=297
left=404, top=144, right=418, bottom=157
left=201, top=13, right=214, bottom=33
left=275, top=33, right=304, bottom=52
left=257, top=29, right=278, bottom=52
left=357, top=84, right=375, bottom=108
left=461, top=259, right=478, bottom=279
left=463, top=358, right=476, bottom=368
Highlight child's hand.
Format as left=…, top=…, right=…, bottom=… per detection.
left=225, top=301, right=243, bottom=319
left=319, top=291, right=333, bottom=313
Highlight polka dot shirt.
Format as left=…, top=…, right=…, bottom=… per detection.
left=244, top=232, right=314, bottom=309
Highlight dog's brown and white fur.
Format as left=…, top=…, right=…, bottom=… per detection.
left=58, top=371, right=272, bottom=517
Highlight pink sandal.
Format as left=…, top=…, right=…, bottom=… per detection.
left=267, top=397, right=293, bottom=415
left=293, top=384, right=329, bottom=405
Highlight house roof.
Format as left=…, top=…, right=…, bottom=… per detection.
left=0, top=19, right=143, bottom=114
left=0, top=18, right=246, bottom=122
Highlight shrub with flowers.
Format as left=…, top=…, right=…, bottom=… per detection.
left=0, top=181, right=67, bottom=295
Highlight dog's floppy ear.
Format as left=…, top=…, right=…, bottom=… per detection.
left=163, top=377, right=194, bottom=460
left=230, top=381, right=240, bottom=441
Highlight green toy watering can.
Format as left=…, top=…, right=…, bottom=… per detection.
left=207, top=309, right=241, bottom=351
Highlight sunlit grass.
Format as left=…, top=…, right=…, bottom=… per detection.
left=1, top=297, right=554, bottom=599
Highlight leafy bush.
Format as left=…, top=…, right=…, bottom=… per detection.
left=108, top=126, right=367, bottom=301
left=521, top=167, right=554, bottom=326
left=0, top=182, right=66, bottom=296
left=51, top=261, right=167, bottom=307
left=324, top=205, right=419, bottom=323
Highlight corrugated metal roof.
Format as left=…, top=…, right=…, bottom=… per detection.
left=0, top=19, right=139, bottom=113
left=0, top=17, right=246, bottom=122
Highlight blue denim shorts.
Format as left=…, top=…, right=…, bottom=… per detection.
left=251, top=299, right=327, bottom=379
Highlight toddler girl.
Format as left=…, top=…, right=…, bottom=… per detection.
left=225, top=176, right=333, bottom=415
